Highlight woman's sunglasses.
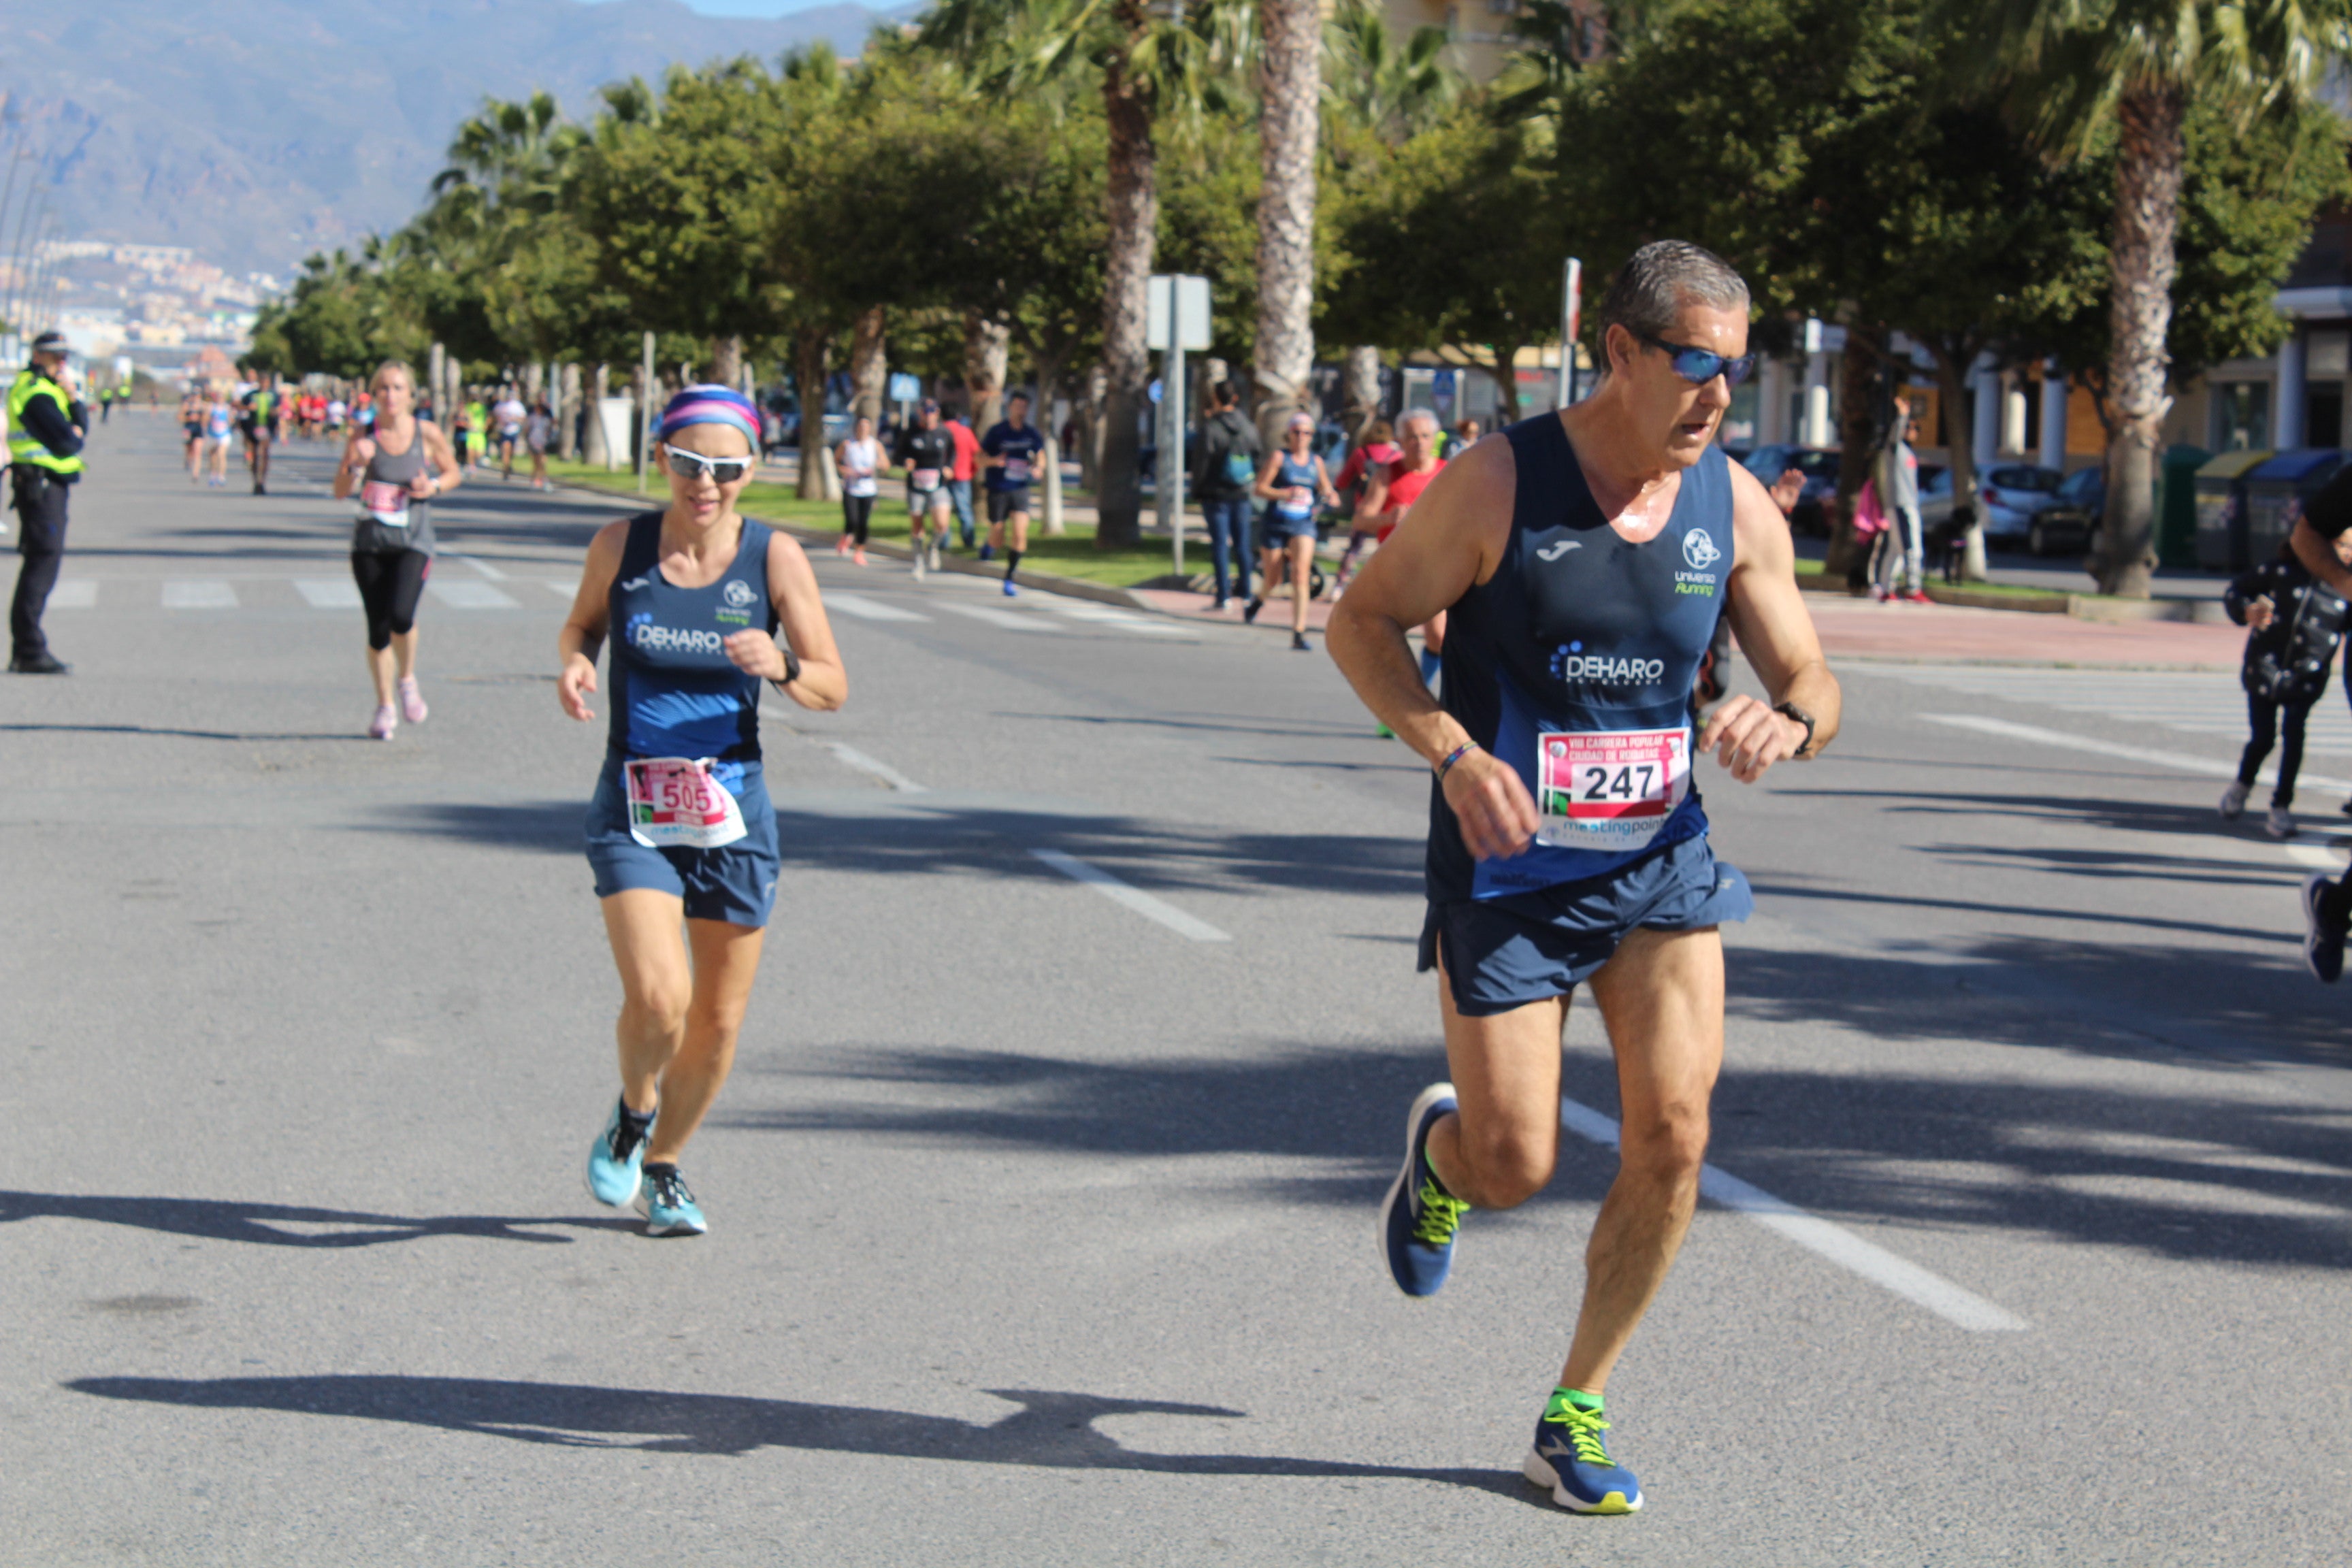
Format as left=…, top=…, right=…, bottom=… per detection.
left=1638, top=331, right=1758, bottom=387
left=664, top=448, right=757, bottom=485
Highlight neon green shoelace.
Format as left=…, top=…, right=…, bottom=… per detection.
left=1543, top=1404, right=1614, bottom=1465
left=1411, top=1178, right=1469, bottom=1246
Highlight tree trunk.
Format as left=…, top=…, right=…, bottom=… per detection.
left=1080, top=363, right=1107, bottom=490
left=709, top=334, right=742, bottom=388
left=2095, top=86, right=2185, bottom=598
left=1036, top=350, right=1070, bottom=536
left=1823, top=325, right=1888, bottom=581
left=796, top=325, right=831, bottom=501
left=1096, top=9, right=1159, bottom=549
left=849, top=306, right=887, bottom=425
left=963, top=312, right=1009, bottom=434
left=1928, top=345, right=1987, bottom=581
left=1481, top=345, right=1523, bottom=427
left=583, top=363, right=610, bottom=469
left=1252, top=0, right=1320, bottom=454
left=558, top=362, right=583, bottom=459
left=1343, top=346, right=1383, bottom=440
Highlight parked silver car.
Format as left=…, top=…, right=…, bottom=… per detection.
left=1978, top=464, right=2066, bottom=543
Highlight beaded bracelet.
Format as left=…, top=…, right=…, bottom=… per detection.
left=1436, top=740, right=1480, bottom=779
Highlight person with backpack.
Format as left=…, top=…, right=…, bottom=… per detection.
left=1193, top=380, right=1261, bottom=610
left=2219, top=535, right=2352, bottom=839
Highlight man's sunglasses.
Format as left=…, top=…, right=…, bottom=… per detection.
left=1637, top=331, right=1757, bottom=387
left=664, top=448, right=757, bottom=485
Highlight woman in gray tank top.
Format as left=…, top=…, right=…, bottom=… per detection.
left=331, top=360, right=461, bottom=740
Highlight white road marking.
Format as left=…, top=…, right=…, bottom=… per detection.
left=540, top=579, right=576, bottom=597
left=444, top=552, right=508, bottom=581
left=823, top=742, right=928, bottom=793
left=295, top=579, right=361, bottom=608
left=939, top=602, right=1065, bottom=632
left=427, top=580, right=521, bottom=609
left=2283, top=843, right=2344, bottom=869
left=1049, top=602, right=1188, bottom=636
left=1918, top=713, right=2352, bottom=793
left=825, top=591, right=931, bottom=623
left=1557, top=1098, right=2029, bottom=1333
left=1865, top=662, right=2352, bottom=757
left=162, top=580, right=238, bottom=610
left=1029, top=848, right=1231, bottom=943
left=46, top=579, right=95, bottom=608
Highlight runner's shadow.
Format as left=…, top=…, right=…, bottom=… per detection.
left=1, top=723, right=369, bottom=743
left=65, top=1375, right=1524, bottom=1497
left=0, top=1190, right=627, bottom=1247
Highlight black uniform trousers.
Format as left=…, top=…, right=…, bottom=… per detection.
left=11, top=463, right=71, bottom=659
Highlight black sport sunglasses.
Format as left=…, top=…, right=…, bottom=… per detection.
left=1637, top=331, right=1758, bottom=387
left=664, top=448, right=757, bottom=485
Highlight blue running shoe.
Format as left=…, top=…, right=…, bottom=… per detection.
left=1379, top=1081, right=1467, bottom=1296
left=636, top=1164, right=707, bottom=1237
left=585, top=1098, right=652, bottom=1207
left=979, top=543, right=995, bottom=562
left=1002, top=578, right=1019, bottom=596
left=1523, top=1394, right=1642, bottom=1514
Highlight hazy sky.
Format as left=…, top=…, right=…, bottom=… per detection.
left=593, top=0, right=851, bottom=13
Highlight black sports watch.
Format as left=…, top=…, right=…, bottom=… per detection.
left=1774, top=700, right=1817, bottom=759
left=771, top=645, right=802, bottom=691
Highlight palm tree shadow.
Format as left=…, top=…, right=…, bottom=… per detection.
left=67, top=1375, right=1535, bottom=1501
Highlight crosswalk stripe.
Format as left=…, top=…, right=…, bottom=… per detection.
left=295, top=580, right=361, bottom=608
left=427, top=580, right=520, bottom=609
left=825, top=591, right=930, bottom=623
left=938, top=602, right=1065, bottom=632
left=1049, top=602, right=1188, bottom=636
left=46, top=580, right=95, bottom=608
left=162, top=580, right=238, bottom=609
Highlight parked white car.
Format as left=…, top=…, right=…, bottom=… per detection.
left=1977, top=465, right=2066, bottom=544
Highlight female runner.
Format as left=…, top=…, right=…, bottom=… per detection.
left=331, top=361, right=461, bottom=739
left=559, top=385, right=847, bottom=1237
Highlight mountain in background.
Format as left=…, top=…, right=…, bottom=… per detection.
left=12, top=0, right=904, bottom=276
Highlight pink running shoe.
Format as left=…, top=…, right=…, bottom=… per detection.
left=369, top=704, right=397, bottom=740
left=398, top=675, right=429, bottom=723
left=853, top=549, right=868, bottom=566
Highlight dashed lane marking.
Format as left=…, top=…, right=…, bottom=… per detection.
left=46, top=580, right=95, bottom=608
left=1029, top=848, right=1232, bottom=943
left=161, top=581, right=238, bottom=610
left=937, top=602, right=1066, bottom=633
left=427, top=580, right=521, bottom=610
left=825, top=591, right=931, bottom=623
left=295, top=580, right=361, bottom=609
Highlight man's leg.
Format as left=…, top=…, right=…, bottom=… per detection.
left=1558, top=925, right=1723, bottom=1396
left=9, top=474, right=67, bottom=666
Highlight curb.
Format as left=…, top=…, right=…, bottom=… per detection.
left=1795, top=570, right=2230, bottom=625
left=546, top=473, right=1157, bottom=613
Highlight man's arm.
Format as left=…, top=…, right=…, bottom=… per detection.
left=2291, top=517, right=2352, bottom=598
left=1708, top=463, right=1842, bottom=781
left=17, top=392, right=82, bottom=459
left=1326, top=440, right=1537, bottom=860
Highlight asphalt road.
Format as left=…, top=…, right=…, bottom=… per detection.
left=7, top=410, right=2352, bottom=1566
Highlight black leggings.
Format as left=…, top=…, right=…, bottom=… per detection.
left=2239, top=691, right=2315, bottom=807
left=841, top=494, right=874, bottom=545
left=352, top=549, right=429, bottom=651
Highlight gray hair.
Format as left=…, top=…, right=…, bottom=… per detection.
left=1399, top=409, right=1441, bottom=435
left=1598, top=241, right=1749, bottom=346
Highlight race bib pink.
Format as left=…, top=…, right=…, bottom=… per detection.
left=359, top=480, right=410, bottom=529
left=623, top=757, right=747, bottom=849
left=1535, top=726, right=1690, bottom=852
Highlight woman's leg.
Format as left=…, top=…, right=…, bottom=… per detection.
left=2276, top=698, right=2314, bottom=808
left=643, top=916, right=768, bottom=1166
left=1288, top=533, right=1316, bottom=634
left=2240, top=694, right=2281, bottom=787
left=601, top=889, right=694, bottom=1120
left=352, top=553, right=398, bottom=705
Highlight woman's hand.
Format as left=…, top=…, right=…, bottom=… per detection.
left=406, top=470, right=436, bottom=500
left=2247, top=595, right=2276, bottom=630
left=557, top=653, right=599, bottom=721
left=346, top=436, right=376, bottom=473
left=723, top=629, right=789, bottom=683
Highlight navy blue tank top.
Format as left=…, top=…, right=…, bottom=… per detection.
left=1271, top=451, right=1318, bottom=519
left=1428, top=414, right=1734, bottom=902
left=605, top=512, right=778, bottom=764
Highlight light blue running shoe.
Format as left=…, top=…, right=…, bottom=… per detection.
left=585, top=1098, right=652, bottom=1208
left=636, top=1164, right=707, bottom=1237
left=1523, top=1392, right=1643, bottom=1514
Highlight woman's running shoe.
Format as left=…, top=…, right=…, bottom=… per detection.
left=2267, top=806, right=2297, bottom=839
left=2218, top=780, right=2249, bottom=819
left=1523, top=1392, right=1643, bottom=1514
left=397, top=676, right=428, bottom=724
left=853, top=548, right=868, bottom=566
left=836, top=538, right=851, bottom=557
left=636, top=1164, right=707, bottom=1236
left=368, top=704, right=396, bottom=741
left=585, top=1098, right=653, bottom=1206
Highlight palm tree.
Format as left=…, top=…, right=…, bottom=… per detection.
left=1253, top=0, right=1322, bottom=443
left=1968, top=0, right=2352, bottom=598
left=922, top=0, right=1246, bottom=547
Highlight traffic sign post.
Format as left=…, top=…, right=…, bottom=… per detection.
left=1560, top=257, right=1583, bottom=408
left=1147, top=274, right=1211, bottom=578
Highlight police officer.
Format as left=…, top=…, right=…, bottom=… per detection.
left=10, top=330, right=85, bottom=675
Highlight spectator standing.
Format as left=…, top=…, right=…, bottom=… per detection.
left=1874, top=395, right=1927, bottom=603
left=1192, top=380, right=1261, bottom=610
left=945, top=412, right=981, bottom=551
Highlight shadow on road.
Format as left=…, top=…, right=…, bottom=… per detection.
left=63, top=1375, right=1524, bottom=1497
left=1, top=723, right=369, bottom=744
left=0, top=1190, right=630, bottom=1247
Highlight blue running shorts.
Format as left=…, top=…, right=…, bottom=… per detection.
left=1418, top=832, right=1752, bottom=1017
left=585, top=757, right=781, bottom=927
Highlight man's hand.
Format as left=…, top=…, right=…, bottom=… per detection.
left=557, top=653, right=598, bottom=721
left=1697, top=693, right=1805, bottom=783
left=1441, top=748, right=1539, bottom=861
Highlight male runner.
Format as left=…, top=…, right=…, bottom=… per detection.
left=493, top=388, right=527, bottom=480
left=240, top=376, right=276, bottom=494
left=1327, top=240, right=1840, bottom=1515
left=897, top=399, right=956, bottom=575
left=980, top=391, right=1045, bottom=597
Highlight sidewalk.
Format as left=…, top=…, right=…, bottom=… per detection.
left=1803, top=592, right=2243, bottom=668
